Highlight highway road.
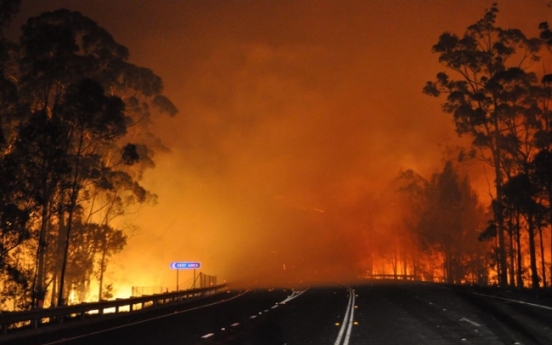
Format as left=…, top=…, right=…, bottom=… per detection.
left=3, top=281, right=552, bottom=345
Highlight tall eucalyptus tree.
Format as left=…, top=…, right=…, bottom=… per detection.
left=424, top=4, right=542, bottom=287
left=3, top=8, right=178, bottom=307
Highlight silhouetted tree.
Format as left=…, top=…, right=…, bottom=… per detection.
left=0, top=8, right=176, bottom=309
left=423, top=4, right=542, bottom=287
left=417, top=161, right=486, bottom=284
left=393, top=169, right=429, bottom=279
left=531, top=150, right=552, bottom=285
left=502, top=173, right=542, bottom=288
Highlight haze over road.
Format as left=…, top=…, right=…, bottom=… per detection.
left=4, top=281, right=552, bottom=345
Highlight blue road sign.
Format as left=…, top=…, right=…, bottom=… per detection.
left=170, top=262, right=201, bottom=269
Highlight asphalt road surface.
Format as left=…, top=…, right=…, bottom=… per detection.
left=3, top=281, right=552, bottom=345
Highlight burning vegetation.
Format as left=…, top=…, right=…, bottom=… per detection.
left=0, top=1, right=551, bottom=311
left=0, top=3, right=176, bottom=309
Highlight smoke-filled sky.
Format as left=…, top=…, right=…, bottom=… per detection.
left=13, top=0, right=552, bottom=292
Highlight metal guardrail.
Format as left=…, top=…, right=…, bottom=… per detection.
left=358, top=274, right=415, bottom=280
left=0, top=284, right=227, bottom=335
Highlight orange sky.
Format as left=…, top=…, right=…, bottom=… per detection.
left=13, top=0, right=552, bottom=292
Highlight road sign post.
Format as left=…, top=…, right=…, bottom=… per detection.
left=170, top=262, right=201, bottom=291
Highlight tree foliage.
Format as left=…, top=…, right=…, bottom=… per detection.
left=425, top=3, right=552, bottom=288
left=416, top=161, right=487, bottom=284
left=0, top=7, right=176, bottom=309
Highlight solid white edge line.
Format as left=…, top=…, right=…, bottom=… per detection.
left=471, top=292, right=552, bottom=311
left=434, top=283, right=552, bottom=311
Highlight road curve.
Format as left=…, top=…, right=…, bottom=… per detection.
left=2, top=281, right=552, bottom=345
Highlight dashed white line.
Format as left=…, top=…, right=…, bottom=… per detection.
left=40, top=291, right=249, bottom=345
left=459, top=317, right=481, bottom=327
left=201, top=333, right=214, bottom=338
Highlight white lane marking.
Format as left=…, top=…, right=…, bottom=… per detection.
left=434, top=283, right=552, bottom=311
left=471, top=292, right=552, bottom=311
left=343, top=289, right=356, bottom=345
left=40, top=291, right=249, bottom=345
left=280, top=288, right=309, bottom=304
left=250, top=315, right=257, bottom=319
left=271, top=305, right=278, bottom=309
left=201, top=333, right=214, bottom=338
left=231, top=322, right=240, bottom=327
left=459, top=317, right=481, bottom=327
left=334, top=287, right=355, bottom=345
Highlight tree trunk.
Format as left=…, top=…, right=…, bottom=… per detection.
left=527, top=215, right=540, bottom=289
left=508, top=213, right=515, bottom=286
left=35, top=201, right=50, bottom=309
left=549, top=193, right=552, bottom=289
left=392, top=243, right=398, bottom=279
left=98, top=235, right=107, bottom=300
left=494, top=163, right=508, bottom=287
left=49, top=271, right=57, bottom=307
left=402, top=243, right=407, bottom=278
left=58, top=132, right=85, bottom=306
left=494, top=228, right=501, bottom=285
left=515, top=214, right=523, bottom=288
left=538, top=225, right=547, bottom=288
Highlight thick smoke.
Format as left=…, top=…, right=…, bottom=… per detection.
left=16, top=0, right=552, bottom=292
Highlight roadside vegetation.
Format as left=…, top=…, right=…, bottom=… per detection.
left=0, top=0, right=176, bottom=310
left=367, top=3, right=552, bottom=290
